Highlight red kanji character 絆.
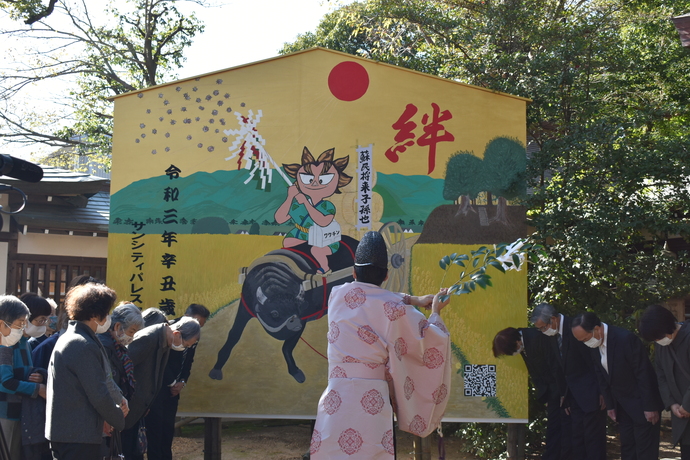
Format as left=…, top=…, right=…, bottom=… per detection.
left=417, top=103, right=454, bottom=174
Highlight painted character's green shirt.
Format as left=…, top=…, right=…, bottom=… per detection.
left=285, top=199, right=340, bottom=253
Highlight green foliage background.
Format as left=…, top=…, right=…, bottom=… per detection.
left=282, top=0, right=690, bottom=455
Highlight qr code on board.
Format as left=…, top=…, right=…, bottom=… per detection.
left=463, top=364, right=497, bottom=397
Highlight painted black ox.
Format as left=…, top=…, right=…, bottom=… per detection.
left=209, top=235, right=359, bottom=383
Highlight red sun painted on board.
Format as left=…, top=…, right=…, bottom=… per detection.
left=328, top=61, right=369, bottom=101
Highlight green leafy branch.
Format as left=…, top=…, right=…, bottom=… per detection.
left=438, top=238, right=544, bottom=302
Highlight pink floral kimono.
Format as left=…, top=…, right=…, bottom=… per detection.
left=311, top=281, right=451, bottom=459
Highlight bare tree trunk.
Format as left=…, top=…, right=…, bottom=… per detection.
left=506, top=424, right=526, bottom=459
left=455, top=195, right=476, bottom=216
left=490, top=196, right=510, bottom=225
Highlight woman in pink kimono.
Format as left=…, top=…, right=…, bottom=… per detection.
left=311, top=231, right=451, bottom=459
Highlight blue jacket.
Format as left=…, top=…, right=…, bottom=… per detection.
left=0, top=336, right=43, bottom=421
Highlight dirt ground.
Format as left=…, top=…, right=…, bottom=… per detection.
left=169, top=419, right=475, bottom=460
left=168, top=418, right=682, bottom=460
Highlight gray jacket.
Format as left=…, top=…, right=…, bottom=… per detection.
left=124, top=323, right=171, bottom=429
left=45, top=321, right=125, bottom=444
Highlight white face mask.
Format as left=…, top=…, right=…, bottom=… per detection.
left=542, top=326, right=557, bottom=337
left=512, top=343, right=524, bottom=356
left=96, top=315, right=111, bottom=334
left=25, top=323, right=46, bottom=338
left=171, top=332, right=186, bottom=351
left=116, top=328, right=134, bottom=346
left=1, top=324, right=24, bottom=347
left=584, top=335, right=602, bottom=348
left=656, top=336, right=673, bottom=347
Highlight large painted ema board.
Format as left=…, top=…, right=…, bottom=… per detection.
left=109, top=47, right=530, bottom=423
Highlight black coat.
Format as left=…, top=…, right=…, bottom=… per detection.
left=554, top=315, right=601, bottom=413
left=519, top=328, right=563, bottom=404
left=167, top=316, right=197, bottom=385
left=591, top=324, right=663, bottom=424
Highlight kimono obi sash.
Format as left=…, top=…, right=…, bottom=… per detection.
left=329, top=362, right=386, bottom=381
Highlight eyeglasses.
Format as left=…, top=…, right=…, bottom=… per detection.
left=32, top=317, right=48, bottom=326
left=3, top=320, right=26, bottom=331
left=535, top=321, right=554, bottom=332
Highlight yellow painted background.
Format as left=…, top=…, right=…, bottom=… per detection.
left=410, top=244, right=528, bottom=420
left=108, top=48, right=529, bottom=420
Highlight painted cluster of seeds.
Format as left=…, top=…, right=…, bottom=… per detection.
left=134, top=77, right=246, bottom=155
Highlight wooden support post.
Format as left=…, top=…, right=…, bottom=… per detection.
left=412, top=435, right=431, bottom=460
left=204, top=417, right=222, bottom=460
left=518, top=423, right=526, bottom=460
left=507, top=423, right=526, bottom=459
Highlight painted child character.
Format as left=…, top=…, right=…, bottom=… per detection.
left=275, top=147, right=352, bottom=275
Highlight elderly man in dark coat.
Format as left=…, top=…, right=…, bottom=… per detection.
left=120, top=311, right=201, bottom=460
left=639, top=304, right=690, bottom=458
left=531, top=303, right=606, bottom=460
left=572, top=312, right=663, bottom=460
left=145, top=315, right=202, bottom=460
left=119, top=321, right=172, bottom=460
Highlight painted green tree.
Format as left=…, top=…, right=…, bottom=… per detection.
left=443, top=151, right=484, bottom=216
left=482, top=137, right=526, bottom=225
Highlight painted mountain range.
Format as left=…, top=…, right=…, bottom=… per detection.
left=110, top=170, right=451, bottom=234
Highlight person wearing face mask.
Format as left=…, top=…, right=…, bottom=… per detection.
left=121, top=312, right=200, bottom=460
left=27, top=297, right=57, bottom=351
left=639, top=304, right=690, bottom=458
left=97, top=303, right=144, bottom=400
left=45, top=283, right=126, bottom=460
left=493, top=327, right=570, bottom=460
left=145, top=315, right=202, bottom=460
left=19, top=293, right=52, bottom=344
left=170, top=304, right=210, bottom=398
left=31, top=309, right=69, bottom=372
left=96, top=303, right=144, bottom=457
left=0, top=295, right=45, bottom=459
left=12, top=293, right=52, bottom=460
left=530, top=303, right=606, bottom=460
left=31, top=276, right=107, bottom=372
left=572, top=311, right=663, bottom=460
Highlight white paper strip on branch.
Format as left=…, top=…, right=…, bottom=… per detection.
left=223, top=109, right=291, bottom=189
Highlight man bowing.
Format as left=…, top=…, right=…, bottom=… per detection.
left=572, top=312, right=663, bottom=460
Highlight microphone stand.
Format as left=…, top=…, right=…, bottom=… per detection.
left=0, top=184, right=27, bottom=214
